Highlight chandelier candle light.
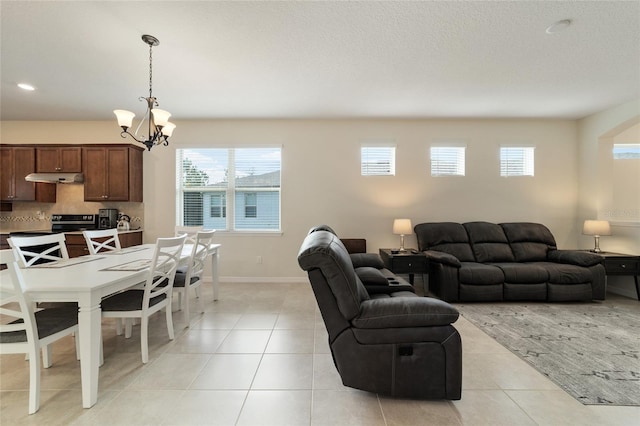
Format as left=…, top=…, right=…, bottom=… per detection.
left=114, top=34, right=175, bottom=151
left=393, top=218, right=413, bottom=252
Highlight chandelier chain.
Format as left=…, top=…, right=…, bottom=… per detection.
left=148, top=43, right=153, bottom=99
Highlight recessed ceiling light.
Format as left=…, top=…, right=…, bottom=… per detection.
left=546, top=19, right=572, bottom=34
left=18, top=83, right=36, bottom=91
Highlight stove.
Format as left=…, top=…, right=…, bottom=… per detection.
left=51, top=214, right=98, bottom=233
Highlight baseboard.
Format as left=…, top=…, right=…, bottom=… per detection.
left=202, top=276, right=308, bottom=284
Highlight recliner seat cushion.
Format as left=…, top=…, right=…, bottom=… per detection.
left=355, top=267, right=389, bottom=286
left=491, top=263, right=548, bottom=283
left=535, top=262, right=593, bottom=284
left=459, top=262, right=504, bottom=285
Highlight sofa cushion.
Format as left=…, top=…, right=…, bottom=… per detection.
left=350, top=253, right=385, bottom=269
left=459, top=262, right=504, bottom=285
left=354, top=297, right=459, bottom=329
left=500, top=223, right=557, bottom=262
left=415, top=222, right=475, bottom=262
left=464, top=221, right=515, bottom=263
left=492, top=263, right=548, bottom=283
left=536, top=262, right=593, bottom=284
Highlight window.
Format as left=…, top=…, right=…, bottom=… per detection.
left=613, top=143, right=640, bottom=159
left=244, top=192, right=257, bottom=218
left=430, top=146, right=465, bottom=176
left=210, top=194, right=226, bottom=218
left=177, top=148, right=281, bottom=231
left=361, top=145, right=395, bottom=176
left=500, top=146, right=535, bottom=177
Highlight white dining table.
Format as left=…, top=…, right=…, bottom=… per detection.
left=2, top=242, right=221, bottom=409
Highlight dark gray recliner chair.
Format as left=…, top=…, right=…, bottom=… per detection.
left=298, top=226, right=462, bottom=399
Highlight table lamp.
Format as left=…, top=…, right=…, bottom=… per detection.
left=582, top=220, right=611, bottom=253
left=393, top=219, right=413, bottom=252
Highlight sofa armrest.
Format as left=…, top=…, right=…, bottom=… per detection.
left=424, top=250, right=461, bottom=268
left=353, top=297, right=459, bottom=329
left=547, top=249, right=603, bottom=267
left=350, top=253, right=385, bottom=269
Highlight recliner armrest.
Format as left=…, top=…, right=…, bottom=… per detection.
left=353, top=297, right=459, bottom=329
left=547, top=249, right=603, bottom=267
left=424, top=250, right=461, bottom=268
left=350, top=253, right=385, bottom=269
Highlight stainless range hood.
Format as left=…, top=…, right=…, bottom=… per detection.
left=25, top=173, right=84, bottom=184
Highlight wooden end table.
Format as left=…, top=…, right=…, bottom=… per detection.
left=595, top=252, right=640, bottom=300
left=379, top=249, right=427, bottom=285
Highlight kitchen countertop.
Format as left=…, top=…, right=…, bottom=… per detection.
left=0, top=228, right=143, bottom=235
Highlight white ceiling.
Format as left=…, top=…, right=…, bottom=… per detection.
left=1, top=1, right=639, bottom=122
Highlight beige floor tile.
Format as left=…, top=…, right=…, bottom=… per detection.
left=451, top=389, right=537, bottom=425
left=236, top=390, right=312, bottom=426
left=166, top=328, right=230, bottom=353
left=274, top=313, right=317, bottom=329
left=190, top=354, right=261, bottom=390
left=311, top=389, right=386, bottom=426
left=159, top=390, right=247, bottom=425
left=234, top=313, right=279, bottom=329
left=265, top=329, right=315, bottom=353
left=215, top=330, right=272, bottom=353
left=312, top=354, right=346, bottom=390
left=252, top=354, right=313, bottom=390
left=128, top=353, right=210, bottom=390
left=190, top=312, right=242, bottom=329
left=378, top=397, right=463, bottom=426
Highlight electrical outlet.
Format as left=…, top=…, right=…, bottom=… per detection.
left=256, top=256, right=262, bottom=264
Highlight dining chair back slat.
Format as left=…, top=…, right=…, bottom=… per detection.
left=82, top=229, right=121, bottom=255
left=174, top=226, right=203, bottom=245
left=8, top=234, right=69, bottom=267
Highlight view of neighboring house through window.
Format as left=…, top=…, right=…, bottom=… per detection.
left=361, top=144, right=396, bottom=176
left=500, top=146, right=535, bottom=176
left=430, top=145, right=466, bottom=176
left=176, top=147, right=281, bottom=231
left=613, top=143, right=640, bottom=159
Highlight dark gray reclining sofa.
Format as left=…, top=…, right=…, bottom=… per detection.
left=415, top=221, right=606, bottom=303
left=298, top=226, right=462, bottom=399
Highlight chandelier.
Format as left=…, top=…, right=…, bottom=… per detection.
left=114, top=34, right=175, bottom=151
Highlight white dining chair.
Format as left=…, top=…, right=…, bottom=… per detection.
left=0, top=249, right=79, bottom=414
left=173, top=230, right=216, bottom=327
left=8, top=234, right=70, bottom=267
left=100, top=235, right=187, bottom=363
left=174, top=225, right=203, bottom=245
left=82, top=229, right=121, bottom=255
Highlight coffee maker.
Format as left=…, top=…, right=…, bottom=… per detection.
left=98, top=208, right=119, bottom=229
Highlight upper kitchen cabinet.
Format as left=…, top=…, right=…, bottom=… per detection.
left=0, top=146, right=56, bottom=202
left=36, top=146, right=82, bottom=172
left=83, top=145, right=143, bottom=202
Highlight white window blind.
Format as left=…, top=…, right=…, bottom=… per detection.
left=613, top=143, right=640, bottom=159
left=430, top=146, right=465, bottom=176
left=176, top=148, right=281, bottom=231
left=500, top=146, right=535, bottom=177
left=361, top=146, right=395, bottom=176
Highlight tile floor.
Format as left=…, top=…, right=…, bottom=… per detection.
left=1, top=281, right=638, bottom=425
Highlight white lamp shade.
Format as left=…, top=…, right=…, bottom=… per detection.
left=161, top=122, right=176, bottom=137
left=393, top=219, right=413, bottom=235
left=582, top=220, right=611, bottom=236
left=114, top=110, right=135, bottom=128
left=152, top=109, right=171, bottom=127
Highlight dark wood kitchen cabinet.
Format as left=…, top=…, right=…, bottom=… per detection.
left=65, top=231, right=143, bottom=258
left=83, top=145, right=143, bottom=202
left=0, top=146, right=55, bottom=202
left=36, top=146, right=82, bottom=172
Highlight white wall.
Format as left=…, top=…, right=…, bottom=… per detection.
left=3, top=118, right=582, bottom=281
left=577, top=99, right=640, bottom=298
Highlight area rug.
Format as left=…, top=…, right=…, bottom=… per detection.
left=456, top=299, right=640, bottom=406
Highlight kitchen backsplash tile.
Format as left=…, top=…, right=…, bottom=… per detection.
left=0, top=184, right=144, bottom=231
